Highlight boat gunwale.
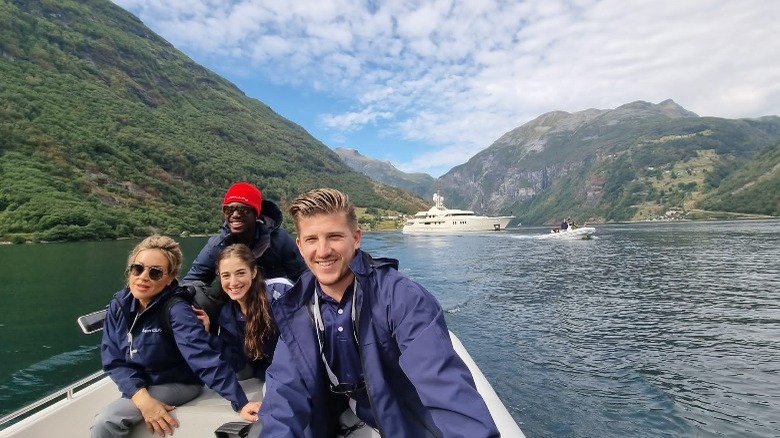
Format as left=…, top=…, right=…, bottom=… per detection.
left=0, top=370, right=105, bottom=427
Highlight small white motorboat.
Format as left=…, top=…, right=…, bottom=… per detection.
left=539, top=226, right=596, bottom=240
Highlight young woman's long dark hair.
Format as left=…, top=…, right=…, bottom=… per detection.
left=217, top=243, right=275, bottom=360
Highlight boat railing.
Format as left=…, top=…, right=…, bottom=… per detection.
left=0, top=370, right=105, bottom=427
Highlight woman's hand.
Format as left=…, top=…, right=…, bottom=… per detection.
left=131, top=388, right=179, bottom=437
left=193, top=306, right=210, bottom=333
left=239, top=401, right=261, bottom=421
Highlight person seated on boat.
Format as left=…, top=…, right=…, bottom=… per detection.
left=561, top=218, right=569, bottom=231
left=91, top=235, right=260, bottom=438
left=195, top=243, right=292, bottom=381
left=258, top=188, right=500, bottom=437
left=182, top=181, right=306, bottom=288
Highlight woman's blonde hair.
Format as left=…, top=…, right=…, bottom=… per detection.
left=125, top=235, right=183, bottom=278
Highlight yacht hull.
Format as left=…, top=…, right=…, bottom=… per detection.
left=403, top=216, right=515, bottom=234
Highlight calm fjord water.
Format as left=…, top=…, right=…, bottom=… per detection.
left=2, top=220, right=779, bottom=437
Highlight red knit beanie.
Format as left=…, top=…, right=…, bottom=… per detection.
left=222, top=182, right=262, bottom=216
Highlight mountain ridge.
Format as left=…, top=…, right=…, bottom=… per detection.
left=333, top=147, right=436, bottom=199
left=336, top=100, right=780, bottom=224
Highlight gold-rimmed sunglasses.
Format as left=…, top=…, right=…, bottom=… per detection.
left=128, top=263, right=166, bottom=281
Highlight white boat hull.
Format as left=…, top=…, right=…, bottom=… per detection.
left=0, top=332, right=524, bottom=438
left=402, top=192, right=515, bottom=234
left=403, top=216, right=515, bottom=234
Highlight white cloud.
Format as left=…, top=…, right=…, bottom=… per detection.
left=319, top=108, right=394, bottom=132
left=113, top=0, right=780, bottom=175
left=398, top=143, right=480, bottom=177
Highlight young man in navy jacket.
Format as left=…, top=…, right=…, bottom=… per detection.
left=258, top=188, right=499, bottom=437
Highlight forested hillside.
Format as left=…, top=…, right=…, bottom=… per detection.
left=698, top=139, right=780, bottom=215
left=0, top=0, right=417, bottom=242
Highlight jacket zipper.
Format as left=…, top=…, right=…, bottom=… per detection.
left=127, top=312, right=140, bottom=359
left=354, top=278, right=387, bottom=438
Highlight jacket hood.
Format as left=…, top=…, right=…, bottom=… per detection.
left=258, top=199, right=283, bottom=230
left=277, top=249, right=399, bottom=310
left=349, top=249, right=399, bottom=277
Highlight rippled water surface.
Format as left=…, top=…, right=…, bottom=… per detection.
left=2, top=220, right=780, bottom=437
left=367, top=220, right=780, bottom=437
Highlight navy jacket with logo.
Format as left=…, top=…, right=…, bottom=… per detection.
left=100, top=280, right=248, bottom=411
left=258, top=250, right=500, bottom=437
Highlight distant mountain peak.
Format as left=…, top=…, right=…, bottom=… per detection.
left=333, top=147, right=436, bottom=198
left=614, top=99, right=699, bottom=118
left=335, top=147, right=362, bottom=156
left=334, top=147, right=397, bottom=167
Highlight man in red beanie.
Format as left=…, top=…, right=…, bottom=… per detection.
left=221, top=182, right=263, bottom=237
left=183, top=182, right=306, bottom=288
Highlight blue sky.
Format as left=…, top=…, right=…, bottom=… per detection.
left=112, top=0, right=780, bottom=177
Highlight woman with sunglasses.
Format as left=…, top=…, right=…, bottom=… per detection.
left=91, top=235, right=260, bottom=438
left=197, top=243, right=292, bottom=381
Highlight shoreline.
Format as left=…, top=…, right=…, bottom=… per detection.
left=3, top=216, right=779, bottom=245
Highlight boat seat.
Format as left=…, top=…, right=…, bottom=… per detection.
left=128, top=379, right=263, bottom=438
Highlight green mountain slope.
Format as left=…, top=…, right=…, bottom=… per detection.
left=698, top=137, right=780, bottom=215
left=436, top=100, right=780, bottom=224
left=0, top=0, right=415, bottom=242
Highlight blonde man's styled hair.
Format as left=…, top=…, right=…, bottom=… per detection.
left=288, top=188, right=358, bottom=233
left=125, top=235, right=183, bottom=277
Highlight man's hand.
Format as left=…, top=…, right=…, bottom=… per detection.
left=239, top=401, right=261, bottom=421
left=131, top=388, right=179, bottom=436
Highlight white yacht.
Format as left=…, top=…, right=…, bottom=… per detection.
left=403, top=193, right=515, bottom=234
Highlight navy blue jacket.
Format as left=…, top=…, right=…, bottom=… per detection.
left=214, top=278, right=293, bottom=380
left=183, top=200, right=306, bottom=285
left=259, top=250, right=499, bottom=437
left=101, top=281, right=249, bottom=411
